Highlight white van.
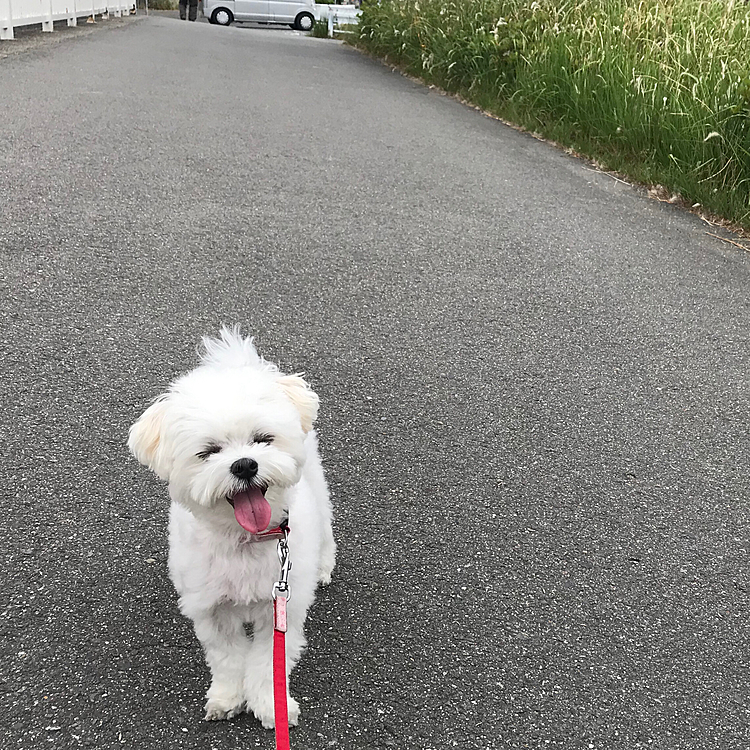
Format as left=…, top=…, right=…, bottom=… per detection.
left=203, top=0, right=317, bottom=29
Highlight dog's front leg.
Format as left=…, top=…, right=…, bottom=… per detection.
left=244, top=602, right=305, bottom=729
left=191, top=605, right=249, bottom=720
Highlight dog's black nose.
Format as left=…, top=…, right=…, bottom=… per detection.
left=230, top=458, right=258, bottom=481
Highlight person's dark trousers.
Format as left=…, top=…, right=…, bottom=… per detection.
left=179, top=0, right=198, bottom=20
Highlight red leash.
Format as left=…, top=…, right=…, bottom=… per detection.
left=272, top=527, right=292, bottom=750
left=273, top=596, right=289, bottom=750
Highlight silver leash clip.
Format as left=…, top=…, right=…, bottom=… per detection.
left=272, top=526, right=292, bottom=601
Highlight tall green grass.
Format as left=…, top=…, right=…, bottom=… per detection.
left=311, top=18, right=331, bottom=37
left=356, top=0, right=750, bottom=227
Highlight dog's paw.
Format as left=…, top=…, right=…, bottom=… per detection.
left=317, top=568, right=333, bottom=586
left=204, top=689, right=245, bottom=721
left=287, top=695, right=300, bottom=727
left=249, top=693, right=300, bottom=730
left=317, top=552, right=336, bottom=586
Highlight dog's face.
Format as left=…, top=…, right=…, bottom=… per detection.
left=129, top=350, right=318, bottom=533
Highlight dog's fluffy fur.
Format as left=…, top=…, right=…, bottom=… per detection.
left=128, top=328, right=336, bottom=728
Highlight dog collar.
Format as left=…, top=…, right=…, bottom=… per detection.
left=240, top=518, right=289, bottom=544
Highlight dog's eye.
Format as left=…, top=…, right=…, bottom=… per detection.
left=254, top=434, right=273, bottom=445
left=197, top=444, right=222, bottom=460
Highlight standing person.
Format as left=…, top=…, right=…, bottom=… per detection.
left=179, top=0, right=198, bottom=21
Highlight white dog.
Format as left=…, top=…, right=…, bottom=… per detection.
left=128, top=328, right=336, bottom=728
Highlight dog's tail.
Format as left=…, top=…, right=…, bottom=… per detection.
left=200, top=326, right=275, bottom=371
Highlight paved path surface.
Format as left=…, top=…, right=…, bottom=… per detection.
left=1, top=15, right=749, bottom=750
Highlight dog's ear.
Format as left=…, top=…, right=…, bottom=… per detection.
left=277, top=374, right=319, bottom=433
left=128, top=396, right=173, bottom=480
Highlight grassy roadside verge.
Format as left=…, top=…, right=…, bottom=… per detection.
left=354, top=0, right=750, bottom=231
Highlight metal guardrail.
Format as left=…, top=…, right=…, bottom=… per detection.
left=1, top=0, right=135, bottom=40
left=315, top=2, right=358, bottom=34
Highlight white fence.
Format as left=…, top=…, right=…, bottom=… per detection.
left=315, top=2, right=359, bottom=33
left=1, top=0, right=135, bottom=40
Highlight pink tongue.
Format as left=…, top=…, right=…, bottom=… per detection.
left=231, top=487, right=272, bottom=533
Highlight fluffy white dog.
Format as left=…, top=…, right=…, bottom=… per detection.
left=128, top=328, right=336, bottom=728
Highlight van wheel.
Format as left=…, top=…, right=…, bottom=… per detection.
left=294, top=12, right=314, bottom=31
left=211, top=7, right=233, bottom=25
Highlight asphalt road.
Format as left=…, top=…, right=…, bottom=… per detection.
left=1, top=15, right=749, bottom=750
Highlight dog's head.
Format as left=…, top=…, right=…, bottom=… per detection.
left=128, top=328, right=318, bottom=532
